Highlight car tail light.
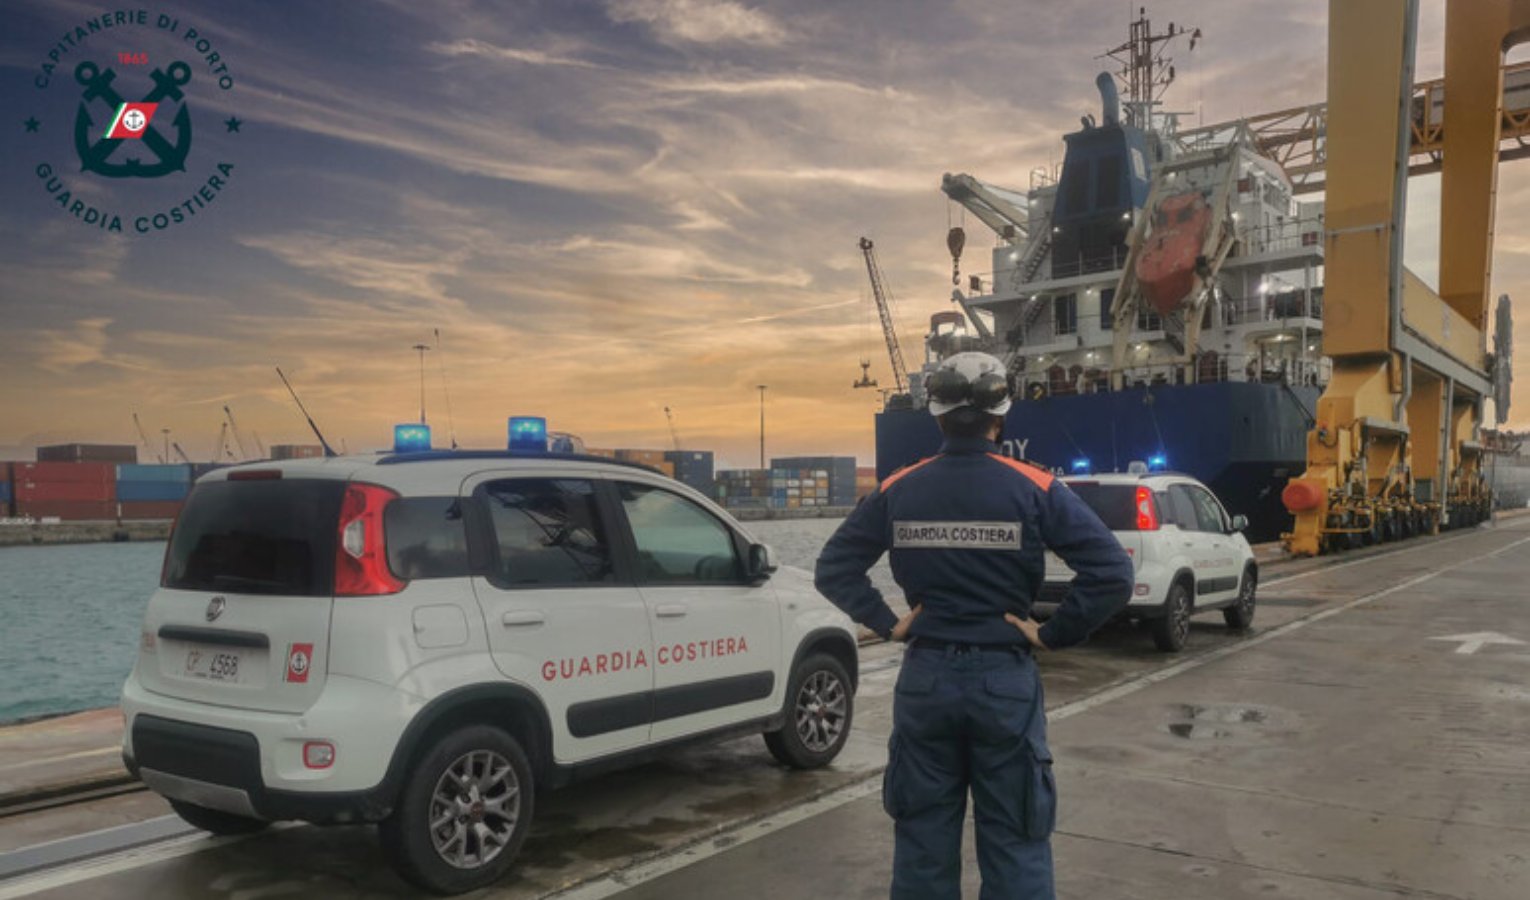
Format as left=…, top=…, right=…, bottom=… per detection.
left=1135, top=486, right=1159, bottom=531
left=303, top=741, right=335, bottom=769
left=334, top=483, right=405, bottom=596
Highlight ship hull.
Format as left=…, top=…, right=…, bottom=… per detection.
left=876, top=381, right=1320, bottom=543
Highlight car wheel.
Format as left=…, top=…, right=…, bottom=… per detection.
left=764, top=653, right=853, bottom=769
left=1223, top=566, right=1256, bottom=631
left=168, top=799, right=269, bottom=835
left=1149, top=582, right=1192, bottom=652
left=379, top=725, right=533, bottom=895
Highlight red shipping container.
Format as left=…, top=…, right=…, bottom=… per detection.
left=16, top=480, right=116, bottom=502
left=15, top=499, right=118, bottom=520
left=119, top=500, right=182, bottom=520
left=13, top=461, right=116, bottom=485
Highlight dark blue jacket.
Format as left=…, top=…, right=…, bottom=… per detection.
left=814, top=436, right=1133, bottom=649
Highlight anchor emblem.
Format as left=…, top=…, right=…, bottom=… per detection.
left=73, top=60, right=193, bottom=179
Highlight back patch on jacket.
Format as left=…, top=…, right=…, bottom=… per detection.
left=893, top=521, right=1022, bottom=550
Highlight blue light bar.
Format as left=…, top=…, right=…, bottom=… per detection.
left=508, top=416, right=548, bottom=452
left=1070, top=457, right=1091, bottom=473
left=393, top=423, right=432, bottom=453
left=1147, top=454, right=1168, bottom=470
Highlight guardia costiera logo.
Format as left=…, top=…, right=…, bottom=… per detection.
left=24, top=10, right=242, bottom=236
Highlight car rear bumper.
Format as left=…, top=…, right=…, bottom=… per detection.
left=1034, top=581, right=1168, bottom=619
left=120, top=672, right=422, bottom=822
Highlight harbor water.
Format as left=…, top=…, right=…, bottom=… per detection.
left=0, top=517, right=892, bottom=724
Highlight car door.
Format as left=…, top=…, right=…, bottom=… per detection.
left=1176, top=483, right=1242, bottom=600
left=466, top=473, right=654, bottom=763
left=612, top=480, right=782, bottom=743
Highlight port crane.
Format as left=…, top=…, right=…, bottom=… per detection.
left=223, top=406, right=249, bottom=459
left=858, top=237, right=911, bottom=395
left=131, top=413, right=164, bottom=464
left=663, top=406, right=682, bottom=451
left=1281, top=0, right=1518, bottom=556
left=171, top=442, right=193, bottom=465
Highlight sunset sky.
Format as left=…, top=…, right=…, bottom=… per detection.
left=1, top=0, right=1526, bottom=469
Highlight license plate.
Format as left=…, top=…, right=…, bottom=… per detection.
left=183, top=648, right=243, bottom=683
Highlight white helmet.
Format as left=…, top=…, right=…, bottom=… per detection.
left=925, top=351, right=1012, bottom=417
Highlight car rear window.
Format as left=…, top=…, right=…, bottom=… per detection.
left=163, top=479, right=346, bottom=596
left=1065, top=482, right=1147, bottom=531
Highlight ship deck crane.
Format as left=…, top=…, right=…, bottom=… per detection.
left=858, top=237, right=911, bottom=395
left=1282, top=0, right=1516, bottom=556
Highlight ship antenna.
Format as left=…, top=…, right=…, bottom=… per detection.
left=434, top=328, right=460, bottom=449
left=276, top=367, right=338, bottom=458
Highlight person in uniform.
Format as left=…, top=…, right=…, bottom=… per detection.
left=814, top=351, right=1134, bottom=900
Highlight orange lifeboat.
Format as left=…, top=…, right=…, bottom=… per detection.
left=1135, top=190, right=1212, bottom=317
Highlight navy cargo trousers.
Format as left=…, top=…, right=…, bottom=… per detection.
left=883, top=643, right=1056, bottom=900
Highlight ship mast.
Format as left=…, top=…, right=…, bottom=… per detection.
left=1100, top=7, right=1200, bottom=132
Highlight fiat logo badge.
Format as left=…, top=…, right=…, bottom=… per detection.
left=205, top=596, right=227, bottom=622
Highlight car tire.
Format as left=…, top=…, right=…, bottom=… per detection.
left=378, top=725, right=534, bottom=896
left=1149, top=582, right=1192, bottom=653
left=764, top=653, right=853, bottom=769
left=1223, top=566, right=1257, bottom=631
left=168, top=799, right=269, bottom=835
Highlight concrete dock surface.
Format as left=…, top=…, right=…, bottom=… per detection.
left=0, top=514, right=1526, bottom=898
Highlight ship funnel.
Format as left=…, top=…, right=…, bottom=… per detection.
left=1096, top=72, right=1120, bottom=127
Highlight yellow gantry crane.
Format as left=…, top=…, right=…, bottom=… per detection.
left=1282, top=0, right=1521, bottom=555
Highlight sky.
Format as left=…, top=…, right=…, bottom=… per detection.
left=0, top=0, right=1525, bottom=469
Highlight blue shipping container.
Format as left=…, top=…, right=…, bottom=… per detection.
left=117, top=464, right=192, bottom=483
left=0, top=481, right=11, bottom=504
left=116, top=481, right=190, bottom=502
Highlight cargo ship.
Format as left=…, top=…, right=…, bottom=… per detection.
left=872, top=14, right=1330, bottom=541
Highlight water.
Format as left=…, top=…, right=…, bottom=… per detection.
left=0, top=518, right=896, bottom=723
left=0, top=542, right=165, bottom=722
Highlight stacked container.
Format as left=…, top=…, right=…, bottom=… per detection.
left=12, top=461, right=116, bottom=520
left=116, top=464, right=191, bottom=519
left=35, top=443, right=137, bottom=463
left=270, top=444, right=324, bottom=460
left=856, top=467, right=879, bottom=498
left=715, top=469, right=770, bottom=508
left=664, top=450, right=716, bottom=497
left=769, top=456, right=859, bottom=507
left=0, top=463, right=12, bottom=516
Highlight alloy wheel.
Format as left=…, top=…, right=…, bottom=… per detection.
left=428, top=749, right=521, bottom=869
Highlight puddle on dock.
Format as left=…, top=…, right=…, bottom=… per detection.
left=1166, top=703, right=1270, bottom=740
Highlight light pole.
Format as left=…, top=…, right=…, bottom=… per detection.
left=757, top=384, right=767, bottom=469
left=412, top=343, right=430, bottom=425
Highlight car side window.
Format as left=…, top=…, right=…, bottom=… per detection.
left=616, top=482, right=741, bottom=584
left=1186, top=486, right=1229, bottom=533
left=478, top=478, right=613, bottom=587
left=1167, top=485, right=1200, bottom=531
left=1154, top=490, right=1177, bottom=527
left=385, top=496, right=470, bottom=579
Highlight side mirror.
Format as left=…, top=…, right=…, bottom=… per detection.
left=1229, top=514, right=1248, bottom=533
left=747, top=543, right=779, bottom=583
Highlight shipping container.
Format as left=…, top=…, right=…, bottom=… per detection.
left=14, top=499, right=117, bottom=520
left=118, top=500, right=183, bottom=520
left=116, top=464, right=192, bottom=483
left=270, top=444, right=324, bottom=460
left=191, top=463, right=228, bottom=479
left=116, top=481, right=190, bottom=502
left=36, top=443, right=137, bottom=463
left=15, top=480, right=115, bottom=502
left=583, top=448, right=618, bottom=459
left=13, top=461, right=115, bottom=485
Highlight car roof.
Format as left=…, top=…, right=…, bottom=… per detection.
left=1062, top=472, right=1198, bottom=487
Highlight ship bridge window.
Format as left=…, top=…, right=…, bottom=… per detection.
left=1054, top=294, right=1077, bottom=336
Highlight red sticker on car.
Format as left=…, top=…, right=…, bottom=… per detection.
left=286, top=643, right=313, bottom=683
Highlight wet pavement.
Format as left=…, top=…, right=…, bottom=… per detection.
left=0, top=516, right=1526, bottom=897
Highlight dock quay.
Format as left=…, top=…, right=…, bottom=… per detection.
left=3, top=511, right=1526, bottom=897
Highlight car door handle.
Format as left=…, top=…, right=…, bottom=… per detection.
left=501, top=611, right=545, bottom=627
left=655, top=604, right=689, bottom=618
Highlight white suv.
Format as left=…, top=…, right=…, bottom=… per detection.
left=1038, top=471, right=1257, bottom=652
left=120, top=450, right=858, bottom=894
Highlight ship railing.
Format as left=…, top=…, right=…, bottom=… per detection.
left=1234, top=217, right=1326, bottom=256
left=1222, top=290, right=1324, bottom=325
left=1017, top=351, right=1328, bottom=397
left=1051, top=246, right=1129, bottom=280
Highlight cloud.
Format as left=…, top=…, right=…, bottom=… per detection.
left=606, top=0, right=785, bottom=45
left=426, top=38, right=609, bottom=70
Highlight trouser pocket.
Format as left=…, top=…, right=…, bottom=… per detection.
left=882, top=734, right=904, bottom=818
left=1024, top=734, right=1057, bottom=841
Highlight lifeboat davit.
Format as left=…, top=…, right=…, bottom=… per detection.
left=1135, top=190, right=1212, bottom=317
